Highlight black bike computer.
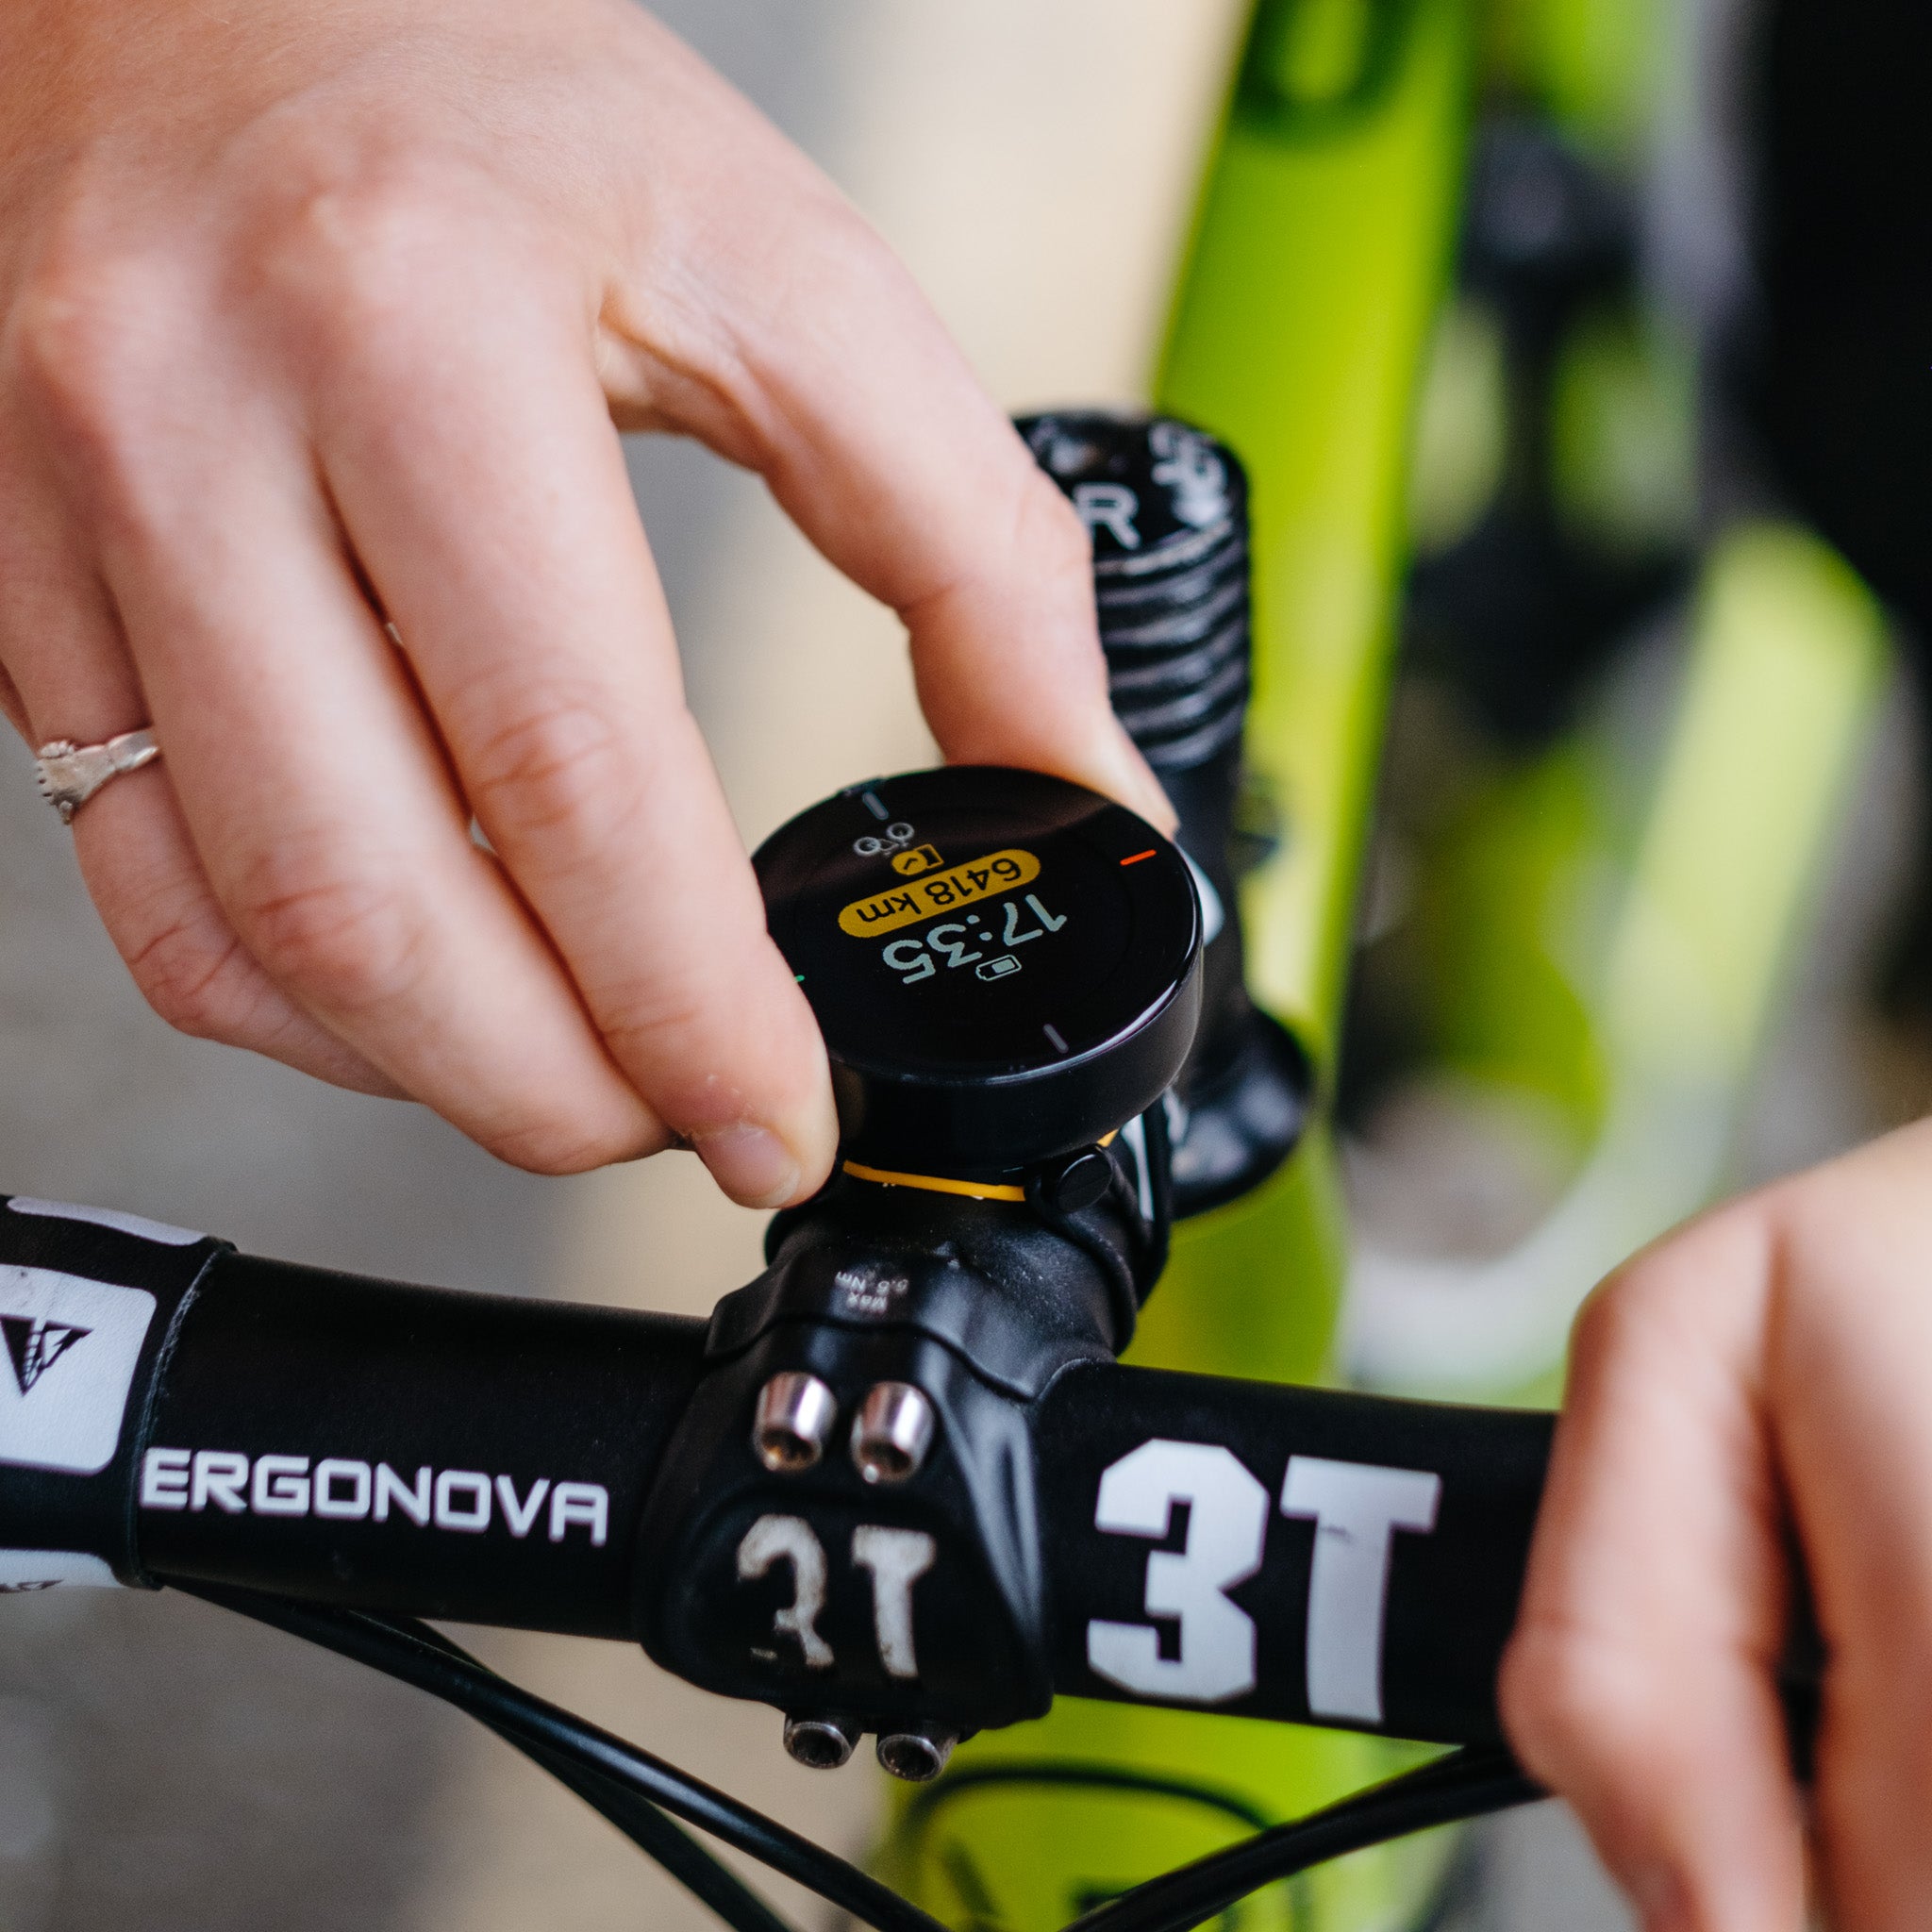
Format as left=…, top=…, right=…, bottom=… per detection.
left=755, top=766, right=1200, bottom=1175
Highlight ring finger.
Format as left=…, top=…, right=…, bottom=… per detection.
left=67, top=404, right=663, bottom=1172
left=0, top=452, right=398, bottom=1093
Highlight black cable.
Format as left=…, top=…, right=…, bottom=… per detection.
left=181, top=1580, right=1540, bottom=1932
left=188, top=1591, right=789, bottom=1932
left=175, top=1582, right=944, bottom=1932
left=513, top=1729, right=794, bottom=1932
left=1064, top=1745, right=1543, bottom=1932
left=378, top=1617, right=795, bottom=1932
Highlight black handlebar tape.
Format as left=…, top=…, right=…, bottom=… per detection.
left=1035, top=1366, right=1831, bottom=1751
left=0, top=1196, right=707, bottom=1633
left=0, top=1196, right=1822, bottom=1756
left=135, top=1252, right=708, bottom=1635
left=1033, top=1362, right=1554, bottom=1745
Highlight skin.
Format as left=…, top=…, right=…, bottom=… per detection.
left=4, top=2, right=1927, bottom=1923
left=1503, top=1118, right=1932, bottom=1931
left=0, top=0, right=1171, bottom=1204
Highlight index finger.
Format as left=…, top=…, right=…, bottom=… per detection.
left=305, top=243, right=834, bottom=1208
left=606, top=171, right=1174, bottom=832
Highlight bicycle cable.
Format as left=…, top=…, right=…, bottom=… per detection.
left=177, top=1582, right=941, bottom=1932
left=181, top=1579, right=1544, bottom=1932
left=1067, top=1745, right=1543, bottom=1932
left=510, top=1728, right=796, bottom=1932
left=352, top=1610, right=795, bottom=1932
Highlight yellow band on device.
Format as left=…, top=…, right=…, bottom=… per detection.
left=841, top=1160, right=1026, bottom=1203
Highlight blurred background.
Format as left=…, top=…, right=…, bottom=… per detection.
left=0, top=1, right=1920, bottom=1926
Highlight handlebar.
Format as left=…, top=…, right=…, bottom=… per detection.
left=1, top=1191, right=1548, bottom=1754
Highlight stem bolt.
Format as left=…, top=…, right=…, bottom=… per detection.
left=752, top=1372, right=838, bottom=1473
left=876, top=1724, right=958, bottom=1783
left=783, top=1714, right=863, bottom=1770
left=850, top=1382, right=936, bottom=1485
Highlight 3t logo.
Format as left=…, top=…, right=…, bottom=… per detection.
left=0, top=1315, right=90, bottom=1396
left=1087, top=1439, right=1441, bottom=1725
left=737, top=1514, right=936, bottom=1680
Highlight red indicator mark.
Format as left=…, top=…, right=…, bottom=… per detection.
left=1120, top=849, right=1158, bottom=867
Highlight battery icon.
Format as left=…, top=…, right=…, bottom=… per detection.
left=975, top=955, right=1022, bottom=981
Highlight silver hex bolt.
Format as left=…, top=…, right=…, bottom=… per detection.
left=752, top=1372, right=839, bottom=1473
left=782, top=1713, right=863, bottom=1770
left=849, top=1381, right=936, bottom=1485
left=875, top=1724, right=958, bottom=1783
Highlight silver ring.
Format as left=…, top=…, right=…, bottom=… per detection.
left=34, top=728, right=162, bottom=824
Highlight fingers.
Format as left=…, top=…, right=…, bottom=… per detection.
left=0, top=658, right=25, bottom=738
left=1767, top=1122, right=1932, bottom=1929
left=70, top=390, right=663, bottom=1174
left=1500, top=1208, right=1807, bottom=1932
left=774, top=291, right=1174, bottom=830
left=75, top=774, right=410, bottom=1099
left=310, top=251, right=834, bottom=1204
left=603, top=134, right=1174, bottom=833
left=0, top=452, right=396, bottom=1092
left=1, top=8, right=1165, bottom=1208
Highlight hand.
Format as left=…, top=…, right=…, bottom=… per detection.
left=1501, top=1117, right=1932, bottom=1930
left=0, top=0, right=1167, bottom=1200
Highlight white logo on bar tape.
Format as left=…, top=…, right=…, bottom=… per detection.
left=0, top=1267, right=156, bottom=1475
left=141, top=1448, right=609, bottom=1546
left=1087, top=1439, right=1442, bottom=1722
left=1087, top=1440, right=1269, bottom=1704
left=1280, top=1455, right=1441, bottom=1724
left=0, top=1549, right=118, bottom=1593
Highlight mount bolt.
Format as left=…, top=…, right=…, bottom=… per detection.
left=1041, top=1146, right=1113, bottom=1213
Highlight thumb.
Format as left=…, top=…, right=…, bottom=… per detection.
left=1499, top=1214, right=1807, bottom=1931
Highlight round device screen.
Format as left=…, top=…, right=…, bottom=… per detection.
left=755, top=766, right=1200, bottom=1174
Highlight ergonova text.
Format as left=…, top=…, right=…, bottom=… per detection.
left=139, top=1447, right=608, bottom=1545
